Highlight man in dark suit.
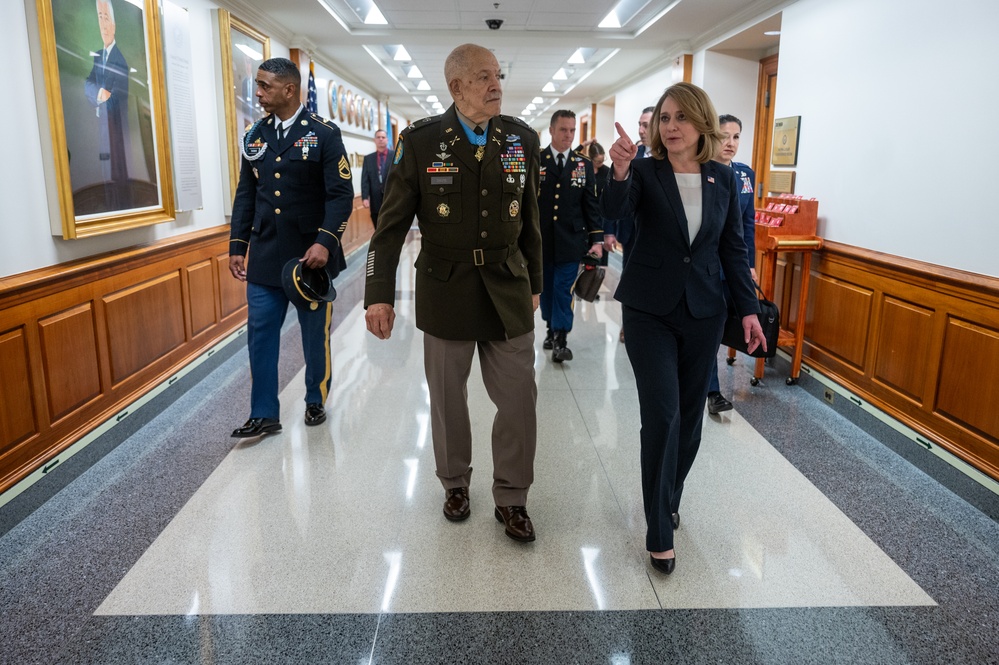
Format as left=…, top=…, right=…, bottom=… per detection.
left=365, top=43, right=543, bottom=543
left=605, top=106, right=653, bottom=342
left=360, top=129, right=392, bottom=227
left=538, top=110, right=603, bottom=362
left=84, top=0, right=130, bottom=211
left=228, top=58, right=354, bottom=437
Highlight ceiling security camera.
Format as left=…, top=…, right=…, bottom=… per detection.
left=485, top=19, right=503, bottom=30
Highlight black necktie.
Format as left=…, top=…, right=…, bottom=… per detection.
left=473, top=126, right=485, bottom=137
left=557, top=153, right=565, bottom=172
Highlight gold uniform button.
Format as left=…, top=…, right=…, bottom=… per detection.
left=275, top=191, right=281, bottom=196
left=439, top=187, right=445, bottom=193
left=555, top=194, right=560, bottom=199
left=481, top=210, right=488, bottom=218
left=275, top=173, right=281, bottom=179
left=554, top=205, right=559, bottom=211
left=276, top=156, right=282, bottom=162
left=480, top=231, right=488, bottom=238
left=556, top=183, right=561, bottom=188
left=481, top=189, right=488, bottom=196
left=275, top=208, right=282, bottom=214
left=553, top=215, right=558, bottom=221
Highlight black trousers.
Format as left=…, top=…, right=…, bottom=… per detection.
left=623, top=298, right=726, bottom=552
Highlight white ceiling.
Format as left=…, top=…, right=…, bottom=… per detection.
left=217, top=0, right=784, bottom=129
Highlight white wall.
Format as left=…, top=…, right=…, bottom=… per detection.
left=611, top=66, right=672, bottom=143
left=2, top=0, right=393, bottom=279
left=777, top=0, right=999, bottom=277
left=697, top=51, right=760, bottom=170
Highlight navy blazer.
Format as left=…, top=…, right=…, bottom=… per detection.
left=602, top=156, right=759, bottom=320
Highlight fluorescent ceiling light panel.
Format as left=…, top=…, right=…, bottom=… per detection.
left=426, top=95, right=439, bottom=102
left=568, top=49, right=586, bottom=64
left=598, top=11, right=620, bottom=28
left=542, top=82, right=556, bottom=92
left=532, top=97, right=543, bottom=104
left=553, top=68, right=568, bottom=80
left=417, top=80, right=431, bottom=90
left=526, top=103, right=536, bottom=110
left=394, top=46, right=411, bottom=61
left=407, top=65, right=422, bottom=78
left=365, top=4, right=387, bottom=24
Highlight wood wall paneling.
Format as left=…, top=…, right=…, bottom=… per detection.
left=186, top=260, right=218, bottom=337
left=103, top=273, right=186, bottom=385
left=38, top=303, right=103, bottom=423
left=935, top=317, right=999, bottom=444
left=0, top=327, right=37, bottom=455
left=216, top=254, right=246, bottom=320
left=872, top=296, right=934, bottom=405
left=807, top=274, right=873, bottom=370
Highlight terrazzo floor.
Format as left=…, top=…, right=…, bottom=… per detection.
left=1, top=238, right=997, bottom=664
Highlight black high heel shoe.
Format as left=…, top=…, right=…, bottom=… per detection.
left=671, top=512, right=680, bottom=530
left=650, top=554, right=676, bottom=575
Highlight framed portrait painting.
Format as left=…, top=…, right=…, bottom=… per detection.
left=217, top=10, right=270, bottom=202
left=35, top=0, right=175, bottom=238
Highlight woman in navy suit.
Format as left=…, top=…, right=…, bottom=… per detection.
left=602, top=83, right=767, bottom=575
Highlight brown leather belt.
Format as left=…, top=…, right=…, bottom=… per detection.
left=421, top=241, right=517, bottom=266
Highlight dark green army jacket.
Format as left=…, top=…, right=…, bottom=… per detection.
left=364, top=105, right=542, bottom=341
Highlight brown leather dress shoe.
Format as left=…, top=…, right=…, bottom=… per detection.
left=443, top=487, right=470, bottom=521
left=304, top=403, right=326, bottom=426
left=231, top=418, right=282, bottom=438
left=494, top=506, right=536, bottom=542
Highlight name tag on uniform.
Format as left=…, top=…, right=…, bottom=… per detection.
left=431, top=176, right=453, bottom=185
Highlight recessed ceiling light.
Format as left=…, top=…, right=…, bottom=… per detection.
left=407, top=65, right=422, bottom=78
left=426, top=95, right=438, bottom=102
left=532, top=97, right=543, bottom=104
left=526, top=103, right=536, bottom=110
left=568, top=49, right=586, bottom=64
left=764, top=30, right=781, bottom=36
left=416, top=80, right=430, bottom=90
left=364, top=5, right=387, bottom=24
left=542, top=82, right=556, bottom=92
left=394, top=46, right=411, bottom=61
left=553, top=68, right=568, bottom=81
left=598, top=11, right=620, bottom=28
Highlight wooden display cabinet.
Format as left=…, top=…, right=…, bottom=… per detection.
left=730, top=196, right=823, bottom=385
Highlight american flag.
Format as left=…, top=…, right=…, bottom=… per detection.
left=306, top=60, right=318, bottom=114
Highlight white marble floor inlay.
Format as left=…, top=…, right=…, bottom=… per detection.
left=97, top=250, right=934, bottom=615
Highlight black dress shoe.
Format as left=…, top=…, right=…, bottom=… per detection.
left=650, top=554, right=676, bottom=575
left=542, top=329, right=554, bottom=350
left=672, top=512, right=680, bottom=530
left=707, top=391, right=733, bottom=415
left=495, top=506, right=536, bottom=542
left=304, top=403, right=326, bottom=426
left=552, top=331, right=573, bottom=363
left=443, top=487, right=470, bottom=521
left=231, top=417, right=282, bottom=438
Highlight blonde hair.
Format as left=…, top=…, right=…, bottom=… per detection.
left=648, top=82, right=724, bottom=164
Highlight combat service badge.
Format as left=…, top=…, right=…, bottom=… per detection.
left=437, top=203, right=450, bottom=218
left=509, top=200, right=520, bottom=218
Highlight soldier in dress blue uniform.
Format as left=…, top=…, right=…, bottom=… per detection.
left=706, top=113, right=759, bottom=415
left=364, top=44, right=543, bottom=543
left=537, top=110, right=603, bottom=362
left=228, top=58, right=354, bottom=437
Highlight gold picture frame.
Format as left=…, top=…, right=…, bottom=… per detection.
left=218, top=10, right=270, bottom=202
left=35, top=0, right=175, bottom=239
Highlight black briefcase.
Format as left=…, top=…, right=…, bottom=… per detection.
left=572, top=254, right=605, bottom=302
left=722, top=284, right=780, bottom=358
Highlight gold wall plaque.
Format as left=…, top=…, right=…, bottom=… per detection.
left=771, top=116, right=800, bottom=166
left=769, top=171, right=796, bottom=194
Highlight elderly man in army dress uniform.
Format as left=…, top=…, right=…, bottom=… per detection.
left=365, top=44, right=544, bottom=542
left=229, top=58, right=354, bottom=438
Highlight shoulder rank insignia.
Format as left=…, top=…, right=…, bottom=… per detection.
left=310, top=112, right=335, bottom=129
left=338, top=155, right=351, bottom=180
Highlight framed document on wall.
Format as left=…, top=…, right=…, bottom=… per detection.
left=217, top=10, right=270, bottom=202
left=34, top=0, right=175, bottom=238
left=771, top=116, right=801, bottom=167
